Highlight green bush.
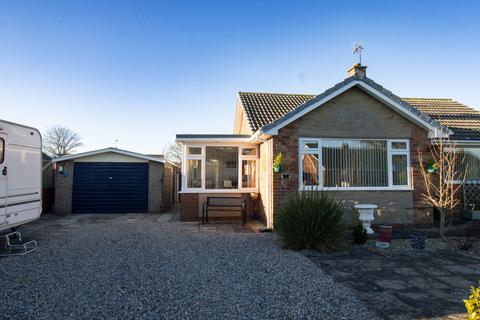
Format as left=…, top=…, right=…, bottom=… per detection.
left=352, top=224, right=368, bottom=245
left=275, top=191, right=347, bottom=252
left=465, top=285, right=480, bottom=320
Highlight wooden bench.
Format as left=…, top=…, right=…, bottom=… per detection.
left=202, top=197, right=246, bottom=226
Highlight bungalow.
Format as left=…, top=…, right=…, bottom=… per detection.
left=176, top=64, right=480, bottom=227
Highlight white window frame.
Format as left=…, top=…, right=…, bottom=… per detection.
left=240, top=147, right=258, bottom=191
left=299, top=138, right=412, bottom=191
left=181, top=142, right=259, bottom=193
left=448, top=145, right=480, bottom=184
left=183, top=145, right=204, bottom=191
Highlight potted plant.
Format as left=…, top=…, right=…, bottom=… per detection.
left=410, top=234, right=427, bottom=250
left=273, top=152, right=283, bottom=173
left=426, top=159, right=438, bottom=174
left=352, top=224, right=368, bottom=245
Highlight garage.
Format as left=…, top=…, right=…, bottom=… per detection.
left=52, top=148, right=178, bottom=215
left=72, top=162, right=149, bottom=213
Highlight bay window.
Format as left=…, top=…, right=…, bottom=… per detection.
left=299, top=138, right=411, bottom=189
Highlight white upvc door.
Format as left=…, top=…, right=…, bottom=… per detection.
left=0, top=133, right=7, bottom=221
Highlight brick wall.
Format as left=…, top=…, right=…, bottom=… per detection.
left=53, top=160, right=73, bottom=215
left=179, top=192, right=255, bottom=222
left=270, top=87, right=433, bottom=226
left=148, top=161, right=164, bottom=213
left=179, top=193, right=199, bottom=221
left=410, top=125, right=435, bottom=224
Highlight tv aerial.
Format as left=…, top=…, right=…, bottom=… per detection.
left=353, top=43, right=364, bottom=64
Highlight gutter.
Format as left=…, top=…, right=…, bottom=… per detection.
left=248, top=130, right=272, bottom=144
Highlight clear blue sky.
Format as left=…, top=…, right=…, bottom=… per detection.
left=1, top=0, right=479, bottom=154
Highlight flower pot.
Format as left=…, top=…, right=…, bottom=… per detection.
left=273, top=165, right=282, bottom=173
left=410, top=234, right=427, bottom=250
left=379, top=225, right=393, bottom=242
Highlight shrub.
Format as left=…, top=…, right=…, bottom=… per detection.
left=465, top=285, right=480, bottom=320
left=275, top=191, right=347, bottom=252
left=352, top=224, right=368, bottom=245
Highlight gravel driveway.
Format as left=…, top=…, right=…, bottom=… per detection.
left=0, top=214, right=379, bottom=320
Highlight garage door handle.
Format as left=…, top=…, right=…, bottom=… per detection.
left=2, top=167, right=6, bottom=176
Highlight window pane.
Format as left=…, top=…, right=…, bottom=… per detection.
left=206, top=147, right=238, bottom=189
left=302, top=141, right=319, bottom=149
left=242, top=148, right=257, bottom=156
left=456, top=148, right=480, bottom=179
left=392, top=154, right=408, bottom=185
left=302, top=153, right=319, bottom=186
left=322, top=140, right=388, bottom=187
left=188, top=147, right=202, bottom=155
left=391, top=142, right=407, bottom=150
left=186, top=159, right=202, bottom=188
left=0, top=138, right=3, bottom=163
left=242, top=160, right=256, bottom=188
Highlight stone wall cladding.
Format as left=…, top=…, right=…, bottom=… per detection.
left=53, top=160, right=74, bottom=215
left=271, top=87, right=433, bottom=226
left=148, top=161, right=164, bottom=213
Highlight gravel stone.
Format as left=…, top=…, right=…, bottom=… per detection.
left=0, top=215, right=379, bottom=319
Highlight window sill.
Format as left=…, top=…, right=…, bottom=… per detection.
left=180, top=189, right=259, bottom=194
left=299, top=186, right=412, bottom=191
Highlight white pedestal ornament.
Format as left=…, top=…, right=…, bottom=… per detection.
left=354, top=204, right=378, bottom=235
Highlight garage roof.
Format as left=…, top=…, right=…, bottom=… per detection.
left=52, top=147, right=166, bottom=164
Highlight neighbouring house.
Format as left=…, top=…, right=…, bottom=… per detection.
left=176, top=64, right=480, bottom=227
left=52, top=148, right=178, bottom=214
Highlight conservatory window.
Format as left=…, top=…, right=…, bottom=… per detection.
left=206, top=147, right=239, bottom=189
left=185, top=146, right=202, bottom=189
left=186, top=159, right=202, bottom=188
left=241, top=147, right=257, bottom=189
left=183, top=145, right=258, bottom=191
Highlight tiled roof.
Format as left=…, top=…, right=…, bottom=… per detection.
left=238, top=92, right=314, bottom=133
left=239, top=89, right=480, bottom=141
left=400, top=98, right=480, bottom=141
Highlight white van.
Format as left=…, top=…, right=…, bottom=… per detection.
left=0, top=119, right=42, bottom=232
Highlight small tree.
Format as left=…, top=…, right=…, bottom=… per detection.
left=163, top=143, right=182, bottom=165
left=418, top=136, right=465, bottom=241
left=43, top=125, right=83, bottom=156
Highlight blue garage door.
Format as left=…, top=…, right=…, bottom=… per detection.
left=72, top=162, right=149, bottom=213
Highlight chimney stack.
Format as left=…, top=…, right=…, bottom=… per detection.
left=348, top=63, right=367, bottom=79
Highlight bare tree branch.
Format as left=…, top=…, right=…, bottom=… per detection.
left=418, top=136, right=466, bottom=241
left=43, top=125, right=83, bottom=156
left=163, top=143, right=182, bottom=165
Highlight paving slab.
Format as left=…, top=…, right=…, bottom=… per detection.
left=308, top=248, right=479, bottom=319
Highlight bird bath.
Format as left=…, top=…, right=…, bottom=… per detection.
left=354, top=204, right=378, bottom=234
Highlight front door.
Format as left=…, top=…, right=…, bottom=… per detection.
left=0, top=133, right=7, bottom=219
